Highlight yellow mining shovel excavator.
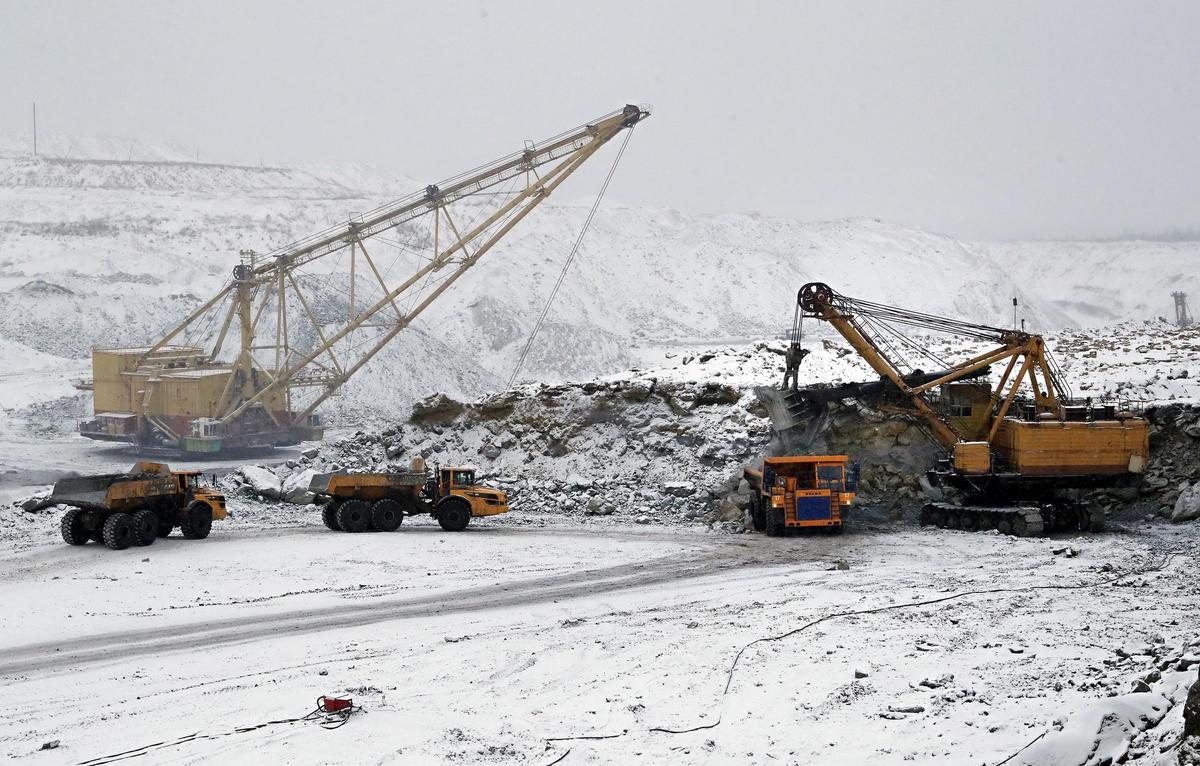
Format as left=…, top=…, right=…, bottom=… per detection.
left=786, top=282, right=1148, bottom=535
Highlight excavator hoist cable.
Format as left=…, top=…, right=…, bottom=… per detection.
left=506, top=122, right=639, bottom=389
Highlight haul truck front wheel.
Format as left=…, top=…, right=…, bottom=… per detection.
left=436, top=498, right=471, bottom=532
left=181, top=503, right=213, bottom=540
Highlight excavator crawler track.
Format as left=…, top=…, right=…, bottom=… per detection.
left=919, top=501, right=1103, bottom=536
left=920, top=502, right=1044, bottom=536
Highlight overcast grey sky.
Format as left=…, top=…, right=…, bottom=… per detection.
left=2, top=0, right=1197, bottom=239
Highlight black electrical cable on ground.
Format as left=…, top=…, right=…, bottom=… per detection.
left=77, top=700, right=363, bottom=766
left=506, top=127, right=636, bottom=390
left=546, top=551, right=1180, bottom=756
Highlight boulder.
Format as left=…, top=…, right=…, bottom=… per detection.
left=1172, top=483, right=1200, bottom=523
left=584, top=498, right=616, bottom=516
left=663, top=481, right=696, bottom=498
left=239, top=465, right=283, bottom=500
left=281, top=469, right=317, bottom=504
left=716, top=497, right=744, bottom=522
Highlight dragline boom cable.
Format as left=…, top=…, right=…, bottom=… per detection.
left=505, top=127, right=636, bottom=389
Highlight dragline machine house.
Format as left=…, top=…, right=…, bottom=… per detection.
left=787, top=282, right=1149, bottom=535
left=79, top=105, right=650, bottom=454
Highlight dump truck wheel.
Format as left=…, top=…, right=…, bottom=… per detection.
left=131, top=509, right=158, bottom=546
left=102, top=513, right=134, bottom=550
left=749, top=499, right=766, bottom=532
left=764, top=508, right=783, bottom=537
left=322, top=501, right=342, bottom=531
left=181, top=502, right=213, bottom=540
left=436, top=498, right=471, bottom=532
left=336, top=500, right=370, bottom=533
left=60, top=508, right=89, bottom=545
left=371, top=500, right=404, bottom=532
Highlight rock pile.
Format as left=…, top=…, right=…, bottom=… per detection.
left=262, top=374, right=773, bottom=529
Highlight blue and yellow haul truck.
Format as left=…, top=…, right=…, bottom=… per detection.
left=745, top=456, right=858, bottom=536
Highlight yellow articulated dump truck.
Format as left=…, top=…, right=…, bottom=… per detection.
left=52, top=462, right=227, bottom=550
left=309, top=460, right=508, bottom=533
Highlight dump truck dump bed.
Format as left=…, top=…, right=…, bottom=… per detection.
left=51, top=469, right=179, bottom=511
left=50, top=473, right=128, bottom=510
left=308, top=471, right=428, bottom=495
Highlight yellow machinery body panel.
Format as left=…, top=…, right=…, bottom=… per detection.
left=953, top=441, right=992, bottom=474
left=451, top=487, right=510, bottom=517
left=992, top=418, right=1149, bottom=476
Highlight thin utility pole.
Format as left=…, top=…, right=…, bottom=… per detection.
left=32, top=102, right=37, bottom=156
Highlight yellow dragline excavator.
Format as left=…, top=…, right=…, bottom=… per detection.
left=784, top=282, right=1149, bottom=536
left=77, top=105, right=649, bottom=454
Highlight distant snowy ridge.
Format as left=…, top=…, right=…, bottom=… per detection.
left=0, top=134, right=1196, bottom=426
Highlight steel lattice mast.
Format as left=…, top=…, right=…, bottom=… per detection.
left=82, top=105, right=649, bottom=452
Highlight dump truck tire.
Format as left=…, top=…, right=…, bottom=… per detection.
left=436, top=498, right=471, bottom=532
left=322, top=501, right=342, bottom=531
left=336, top=500, right=370, bottom=533
left=371, top=499, right=403, bottom=532
left=103, top=512, right=134, bottom=550
left=749, top=498, right=766, bottom=532
left=181, top=502, right=213, bottom=540
left=765, top=508, right=784, bottom=537
left=131, top=509, right=158, bottom=546
left=60, top=508, right=89, bottom=545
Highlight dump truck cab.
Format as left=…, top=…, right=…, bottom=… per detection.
left=437, top=466, right=509, bottom=518
left=172, top=470, right=228, bottom=521
left=746, top=455, right=858, bottom=536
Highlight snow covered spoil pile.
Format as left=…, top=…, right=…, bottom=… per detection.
left=249, top=344, right=954, bottom=526
left=305, top=376, right=772, bottom=527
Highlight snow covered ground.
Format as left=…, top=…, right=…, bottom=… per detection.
left=1, top=515, right=1196, bottom=765
left=1, top=136, right=1198, bottom=765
